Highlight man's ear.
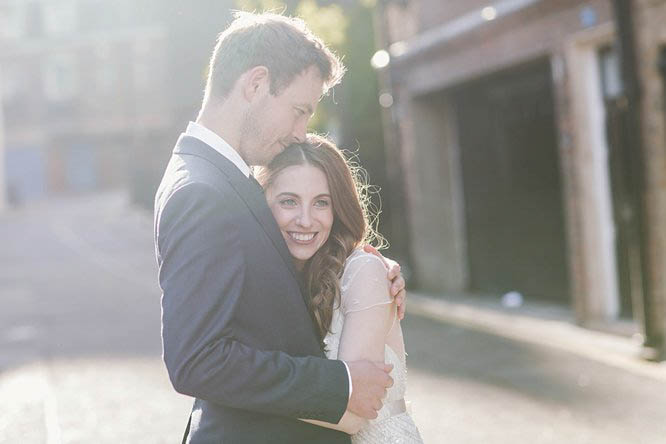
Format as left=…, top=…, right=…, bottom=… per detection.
left=241, top=66, right=270, bottom=102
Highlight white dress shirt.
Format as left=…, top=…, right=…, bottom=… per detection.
left=184, top=121, right=354, bottom=401
left=185, top=121, right=251, bottom=177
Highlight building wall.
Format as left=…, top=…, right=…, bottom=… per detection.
left=560, top=21, right=623, bottom=322
left=383, top=0, right=666, bottom=351
left=0, top=0, right=172, bottom=204
left=398, top=0, right=613, bottom=95
left=388, top=0, right=615, bottom=303
left=405, top=93, right=468, bottom=292
left=417, top=0, right=490, bottom=32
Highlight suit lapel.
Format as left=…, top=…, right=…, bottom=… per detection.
left=174, top=136, right=301, bottom=283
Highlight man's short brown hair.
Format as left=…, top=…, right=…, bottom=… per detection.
left=204, top=11, right=345, bottom=102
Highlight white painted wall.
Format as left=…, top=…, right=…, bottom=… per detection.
left=565, top=23, right=620, bottom=320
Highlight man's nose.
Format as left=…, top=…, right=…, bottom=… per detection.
left=292, top=119, right=308, bottom=144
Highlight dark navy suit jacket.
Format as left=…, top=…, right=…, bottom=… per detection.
left=154, top=135, right=350, bottom=443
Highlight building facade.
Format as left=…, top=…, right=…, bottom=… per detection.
left=0, top=0, right=168, bottom=203
left=378, top=0, right=666, bottom=359
left=0, top=0, right=233, bottom=207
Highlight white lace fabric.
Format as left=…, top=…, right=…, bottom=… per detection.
left=324, top=250, right=424, bottom=443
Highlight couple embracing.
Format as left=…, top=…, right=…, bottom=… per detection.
left=154, top=11, right=423, bottom=444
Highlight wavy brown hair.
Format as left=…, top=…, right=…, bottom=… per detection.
left=256, top=134, right=384, bottom=345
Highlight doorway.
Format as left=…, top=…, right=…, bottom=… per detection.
left=453, top=58, right=570, bottom=303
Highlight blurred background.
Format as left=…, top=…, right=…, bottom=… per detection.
left=2, top=0, right=666, bottom=442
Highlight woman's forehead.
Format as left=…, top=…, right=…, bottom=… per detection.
left=272, top=164, right=330, bottom=194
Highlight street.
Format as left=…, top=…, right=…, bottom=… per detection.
left=1, top=192, right=665, bottom=443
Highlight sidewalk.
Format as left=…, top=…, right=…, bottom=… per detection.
left=407, top=292, right=666, bottom=382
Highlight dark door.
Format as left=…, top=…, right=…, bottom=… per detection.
left=604, top=99, right=636, bottom=318
left=600, top=45, right=638, bottom=319
left=454, top=59, right=570, bottom=302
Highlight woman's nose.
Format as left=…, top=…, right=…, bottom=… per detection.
left=297, top=208, right=312, bottom=227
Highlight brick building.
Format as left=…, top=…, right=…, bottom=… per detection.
left=377, top=0, right=666, bottom=358
left=0, top=0, right=233, bottom=206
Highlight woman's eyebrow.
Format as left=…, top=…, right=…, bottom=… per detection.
left=277, top=192, right=300, bottom=198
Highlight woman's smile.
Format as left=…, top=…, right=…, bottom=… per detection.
left=288, top=231, right=318, bottom=243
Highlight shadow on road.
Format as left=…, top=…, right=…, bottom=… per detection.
left=401, top=311, right=652, bottom=408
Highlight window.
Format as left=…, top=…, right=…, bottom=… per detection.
left=42, top=53, right=79, bottom=101
left=0, top=1, right=27, bottom=40
left=42, top=0, right=77, bottom=36
left=25, top=0, right=44, bottom=37
left=95, top=43, right=115, bottom=94
left=133, top=38, right=156, bottom=92
left=1, top=62, right=25, bottom=102
left=598, top=45, right=623, bottom=100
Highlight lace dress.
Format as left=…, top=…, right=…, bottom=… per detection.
left=324, top=250, right=424, bottom=443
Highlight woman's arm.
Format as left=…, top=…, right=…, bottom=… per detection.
left=299, top=256, right=396, bottom=434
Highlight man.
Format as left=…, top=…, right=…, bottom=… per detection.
left=154, top=12, right=406, bottom=443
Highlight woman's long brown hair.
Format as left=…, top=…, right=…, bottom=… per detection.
left=256, top=134, right=384, bottom=347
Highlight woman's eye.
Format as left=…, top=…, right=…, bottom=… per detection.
left=280, top=198, right=297, bottom=206
left=315, top=199, right=330, bottom=208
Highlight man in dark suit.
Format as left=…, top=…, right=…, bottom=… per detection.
left=154, top=12, right=405, bottom=443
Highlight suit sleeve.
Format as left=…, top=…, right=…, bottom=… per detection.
left=156, top=182, right=348, bottom=422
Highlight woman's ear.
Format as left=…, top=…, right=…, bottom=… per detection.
left=241, top=66, right=270, bottom=102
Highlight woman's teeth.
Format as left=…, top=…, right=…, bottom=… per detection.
left=289, top=232, right=316, bottom=242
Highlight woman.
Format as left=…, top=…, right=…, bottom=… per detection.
left=257, top=134, right=424, bottom=443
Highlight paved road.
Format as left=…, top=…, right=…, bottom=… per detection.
left=1, top=193, right=664, bottom=443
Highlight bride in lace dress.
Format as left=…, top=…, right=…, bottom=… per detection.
left=258, top=134, right=424, bottom=443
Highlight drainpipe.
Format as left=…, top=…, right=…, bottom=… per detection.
left=611, top=0, right=664, bottom=360
left=657, top=46, right=666, bottom=358
left=0, top=65, right=7, bottom=211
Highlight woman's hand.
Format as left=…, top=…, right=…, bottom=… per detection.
left=362, top=245, right=406, bottom=320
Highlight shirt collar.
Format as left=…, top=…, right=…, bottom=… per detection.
left=185, top=121, right=251, bottom=178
